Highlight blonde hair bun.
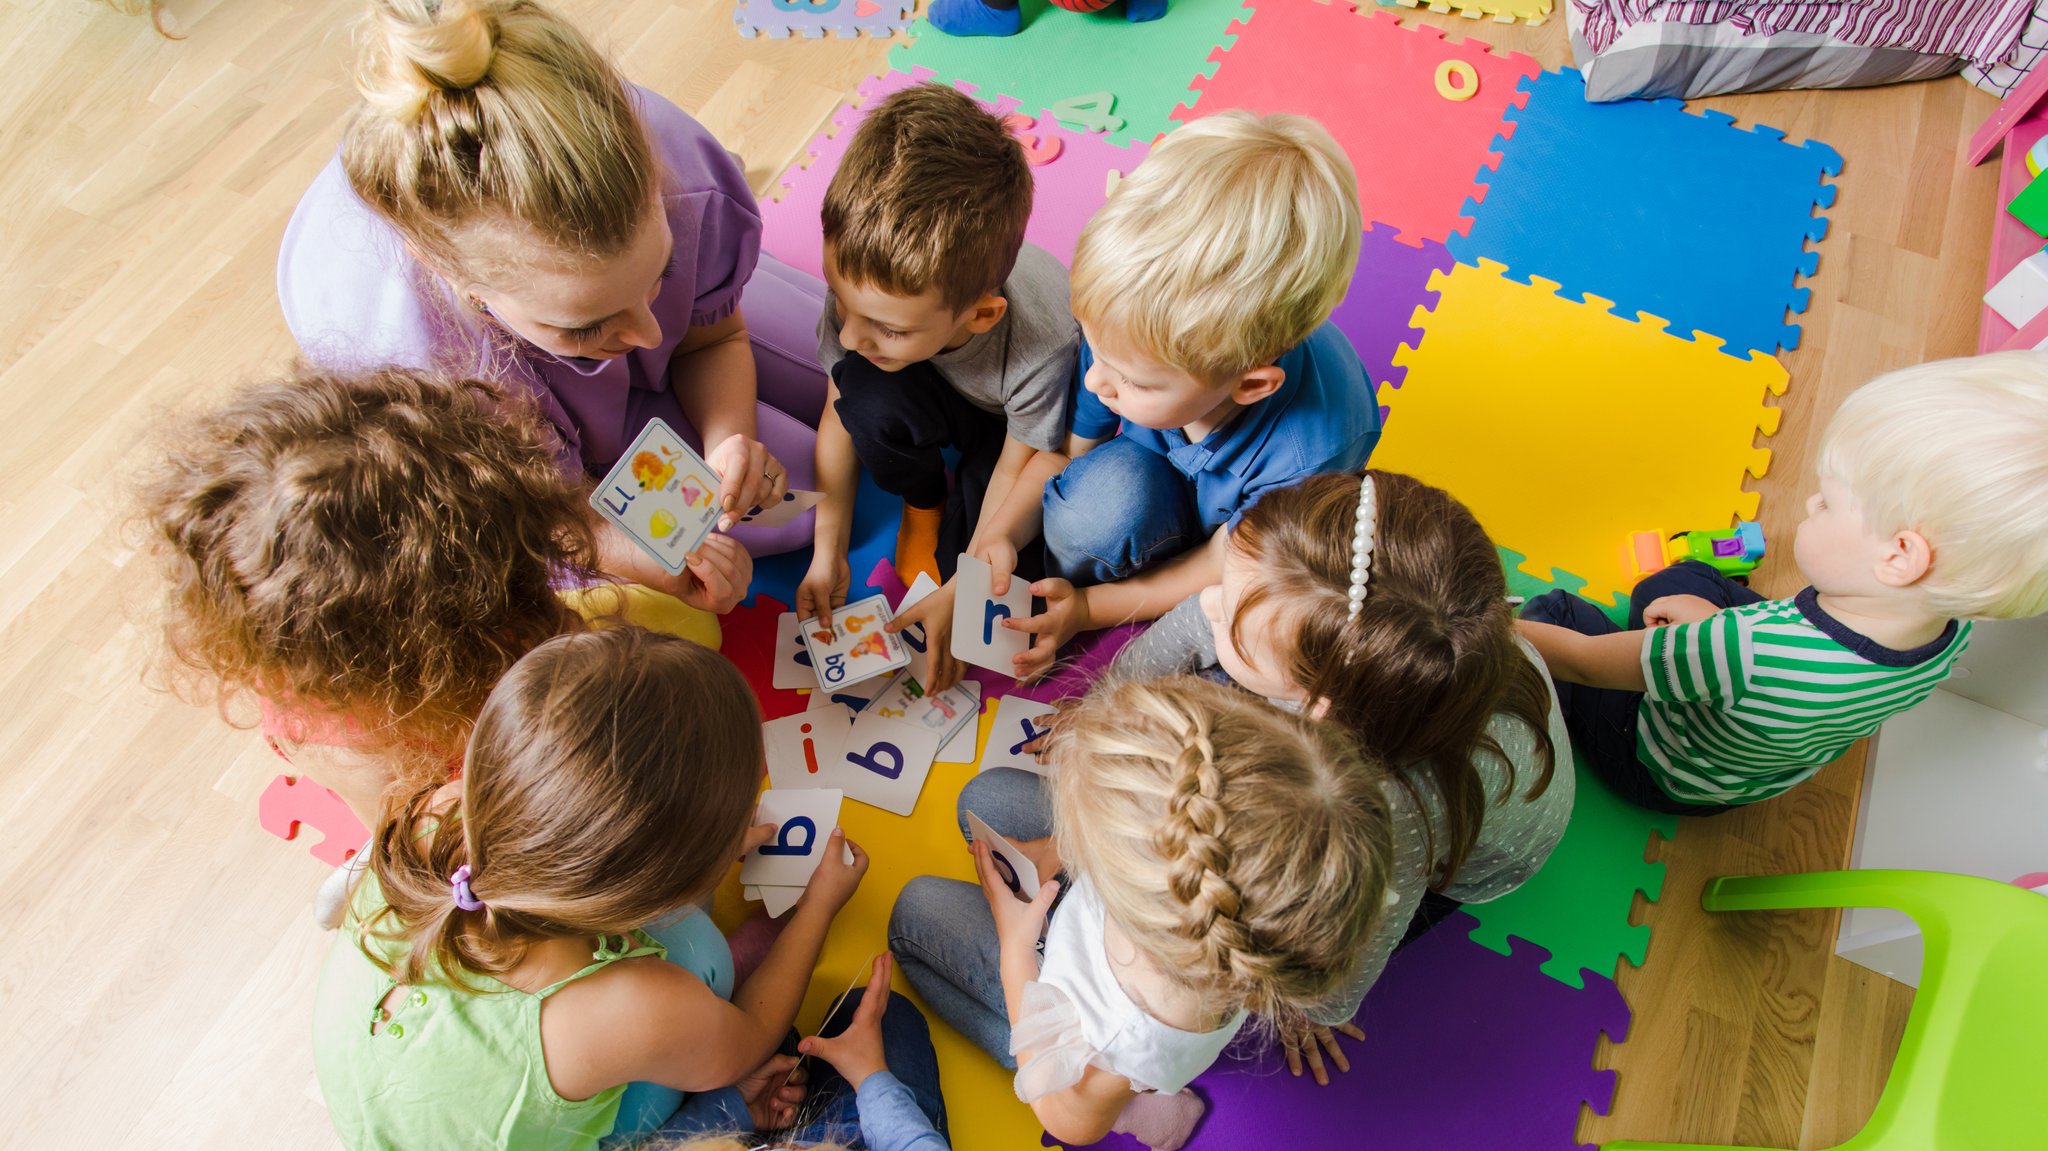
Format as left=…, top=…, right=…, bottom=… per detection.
left=359, top=0, right=500, bottom=118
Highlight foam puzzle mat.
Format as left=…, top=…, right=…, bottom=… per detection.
left=735, top=0, right=915, bottom=39
left=1452, top=67, right=1842, bottom=358
left=1378, top=0, right=1552, bottom=24
left=1176, top=2, right=1540, bottom=246
left=1070, top=913, right=1628, bottom=1150
left=1374, top=258, right=1788, bottom=605
left=887, top=0, right=1252, bottom=144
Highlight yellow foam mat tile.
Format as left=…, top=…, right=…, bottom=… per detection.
left=1377, top=259, right=1785, bottom=604
left=1381, top=0, right=1551, bottom=26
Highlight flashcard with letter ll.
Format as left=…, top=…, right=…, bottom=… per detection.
left=966, top=810, right=1042, bottom=899
left=950, top=553, right=1029, bottom=673
left=740, top=788, right=846, bottom=889
left=799, top=594, right=910, bottom=690
left=978, top=695, right=1060, bottom=776
left=588, top=419, right=721, bottom=576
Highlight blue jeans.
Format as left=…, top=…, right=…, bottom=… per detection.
left=889, top=769, right=1055, bottom=1068
left=1519, top=560, right=1758, bottom=816
left=1042, top=437, right=1204, bottom=587
left=653, top=989, right=949, bottom=1146
left=604, top=909, right=736, bottom=1146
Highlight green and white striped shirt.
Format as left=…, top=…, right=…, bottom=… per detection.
left=1636, top=589, right=1969, bottom=805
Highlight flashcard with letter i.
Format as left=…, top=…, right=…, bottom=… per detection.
left=950, top=553, right=1029, bottom=673
left=799, top=594, right=910, bottom=690
left=764, top=706, right=854, bottom=791
left=588, top=419, right=721, bottom=575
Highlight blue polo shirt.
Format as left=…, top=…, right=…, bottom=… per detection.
left=1068, top=320, right=1380, bottom=530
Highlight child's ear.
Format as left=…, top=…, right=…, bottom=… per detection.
left=1873, top=528, right=1934, bottom=589
left=963, top=294, right=1009, bottom=334
left=1232, top=365, right=1287, bottom=405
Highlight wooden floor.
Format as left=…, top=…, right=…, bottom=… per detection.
left=0, top=0, right=1997, bottom=1146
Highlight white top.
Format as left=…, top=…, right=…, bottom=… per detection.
left=1010, top=877, right=1246, bottom=1101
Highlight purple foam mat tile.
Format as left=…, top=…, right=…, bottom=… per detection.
left=735, top=0, right=913, bottom=39
left=1331, top=221, right=1455, bottom=396
left=760, top=68, right=1150, bottom=281
left=1055, top=913, right=1629, bottom=1151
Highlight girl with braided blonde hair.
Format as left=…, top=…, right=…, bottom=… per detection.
left=889, top=677, right=1392, bottom=1150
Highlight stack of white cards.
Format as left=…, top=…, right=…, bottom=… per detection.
left=763, top=574, right=984, bottom=817
left=741, top=788, right=855, bottom=918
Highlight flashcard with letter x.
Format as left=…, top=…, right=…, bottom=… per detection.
left=588, top=419, right=721, bottom=576
left=979, top=695, right=1059, bottom=776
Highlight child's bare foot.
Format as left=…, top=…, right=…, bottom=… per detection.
left=1112, top=1088, right=1206, bottom=1151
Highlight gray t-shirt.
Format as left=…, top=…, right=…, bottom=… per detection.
left=1108, top=594, right=1576, bottom=1025
left=817, top=242, right=1079, bottom=452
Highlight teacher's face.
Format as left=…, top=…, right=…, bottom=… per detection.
left=464, top=204, right=675, bottom=362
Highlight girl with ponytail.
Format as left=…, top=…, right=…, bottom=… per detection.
left=888, top=677, right=1391, bottom=1151
left=280, top=0, right=829, bottom=607
left=312, top=627, right=870, bottom=1150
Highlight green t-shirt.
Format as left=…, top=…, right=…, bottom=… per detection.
left=1637, top=588, right=1969, bottom=805
left=311, top=871, right=665, bottom=1151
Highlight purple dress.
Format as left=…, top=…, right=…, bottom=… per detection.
left=277, top=86, right=825, bottom=556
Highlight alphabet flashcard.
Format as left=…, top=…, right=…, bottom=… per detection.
left=737, top=487, right=823, bottom=528
left=966, top=810, right=1043, bottom=900
left=949, top=553, right=1029, bottom=674
left=936, top=681, right=985, bottom=764
left=773, top=612, right=817, bottom=690
left=588, top=419, right=722, bottom=576
left=740, top=787, right=846, bottom=889
left=978, top=695, right=1060, bottom=776
left=804, top=673, right=891, bottom=713
left=895, top=571, right=942, bottom=679
left=868, top=672, right=979, bottom=747
left=799, top=594, right=911, bottom=690
left=828, top=707, right=946, bottom=816
left=764, top=705, right=854, bottom=791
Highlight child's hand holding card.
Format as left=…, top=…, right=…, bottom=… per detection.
left=967, top=810, right=1043, bottom=900
left=740, top=788, right=848, bottom=889
left=588, top=419, right=723, bottom=575
left=950, top=553, right=1030, bottom=674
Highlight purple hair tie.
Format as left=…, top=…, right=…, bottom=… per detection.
left=450, top=864, right=484, bottom=911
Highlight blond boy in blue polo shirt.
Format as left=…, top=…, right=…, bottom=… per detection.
left=980, top=110, right=1379, bottom=680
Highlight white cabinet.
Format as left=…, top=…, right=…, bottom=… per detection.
left=1838, top=615, right=2048, bottom=987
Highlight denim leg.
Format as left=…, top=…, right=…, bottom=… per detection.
left=1042, top=437, right=1202, bottom=587
left=801, top=989, right=951, bottom=1139
left=604, top=909, right=736, bottom=1145
left=956, top=767, right=1055, bottom=844
left=888, top=877, right=1016, bottom=1068
left=1627, top=559, right=1767, bottom=629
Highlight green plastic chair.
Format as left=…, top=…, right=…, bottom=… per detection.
left=1606, top=869, right=2048, bottom=1151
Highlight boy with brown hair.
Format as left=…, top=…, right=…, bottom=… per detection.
left=798, top=82, right=1080, bottom=686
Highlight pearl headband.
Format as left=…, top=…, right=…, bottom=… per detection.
left=1347, top=474, right=1377, bottom=620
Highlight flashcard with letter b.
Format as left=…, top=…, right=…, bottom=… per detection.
left=827, top=708, right=945, bottom=816
left=740, top=788, right=846, bottom=888
left=950, top=553, right=1029, bottom=673
left=588, top=419, right=721, bottom=575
